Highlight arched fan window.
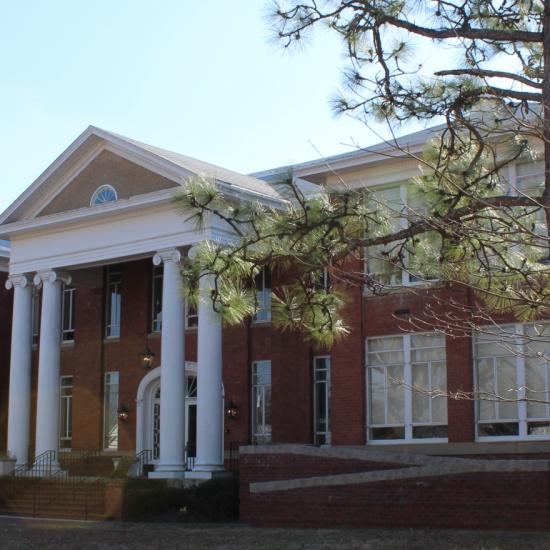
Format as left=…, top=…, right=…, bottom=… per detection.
left=91, top=185, right=117, bottom=206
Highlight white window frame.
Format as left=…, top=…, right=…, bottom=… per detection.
left=32, top=285, right=40, bottom=346
left=253, top=267, right=271, bottom=322
left=364, top=183, right=440, bottom=288
left=475, top=322, right=550, bottom=440
left=366, top=332, right=448, bottom=443
left=91, top=184, right=117, bottom=206
left=103, top=372, right=119, bottom=450
left=186, top=302, right=199, bottom=329
left=59, top=376, right=73, bottom=449
left=62, top=286, right=75, bottom=343
left=313, top=356, right=331, bottom=445
left=152, top=264, right=163, bottom=332
left=105, top=266, right=122, bottom=338
left=252, top=360, right=272, bottom=443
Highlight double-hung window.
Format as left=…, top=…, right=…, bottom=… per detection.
left=475, top=323, right=550, bottom=439
left=62, top=286, right=75, bottom=342
left=313, top=356, right=331, bottom=445
left=59, top=376, right=73, bottom=449
left=367, top=332, right=447, bottom=442
left=253, top=267, right=271, bottom=322
left=106, top=266, right=122, bottom=338
left=252, top=360, right=272, bottom=443
left=103, top=372, right=119, bottom=449
left=32, top=286, right=40, bottom=346
left=365, top=184, right=439, bottom=286
left=152, top=264, right=163, bottom=332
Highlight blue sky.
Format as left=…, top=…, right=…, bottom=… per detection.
left=0, top=1, right=391, bottom=214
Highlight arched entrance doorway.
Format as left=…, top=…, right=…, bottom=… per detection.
left=136, top=362, right=197, bottom=468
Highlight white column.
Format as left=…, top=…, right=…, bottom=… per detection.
left=192, top=275, right=224, bottom=475
left=151, top=249, right=186, bottom=477
left=5, top=275, right=33, bottom=466
left=33, top=270, right=70, bottom=470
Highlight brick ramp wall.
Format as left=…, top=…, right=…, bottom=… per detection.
left=240, top=445, right=550, bottom=530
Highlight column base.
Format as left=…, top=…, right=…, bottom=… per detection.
left=148, top=471, right=186, bottom=484
left=187, top=467, right=228, bottom=481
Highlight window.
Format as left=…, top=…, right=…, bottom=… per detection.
left=365, top=183, right=440, bottom=286
left=367, top=332, right=448, bottom=442
left=103, top=372, right=119, bottom=449
left=252, top=360, right=272, bottom=443
left=32, top=286, right=40, bottom=346
left=152, top=265, right=163, bottom=332
left=62, top=286, right=75, bottom=342
left=186, top=302, right=198, bottom=329
left=91, top=185, right=117, bottom=206
left=311, top=267, right=331, bottom=291
left=106, top=266, right=122, bottom=338
left=475, top=323, right=550, bottom=439
left=253, top=267, right=271, bottom=322
left=153, top=385, right=161, bottom=459
left=59, top=376, right=73, bottom=449
left=313, top=356, right=331, bottom=445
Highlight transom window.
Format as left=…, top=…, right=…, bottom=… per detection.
left=475, top=323, right=550, bottom=439
left=91, top=185, right=117, bottom=206
left=367, top=332, right=448, bottom=442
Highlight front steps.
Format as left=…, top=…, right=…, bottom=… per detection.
left=0, top=453, right=125, bottom=520
left=0, top=479, right=108, bottom=520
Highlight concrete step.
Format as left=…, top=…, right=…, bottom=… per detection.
left=0, top=478, right=108, bottom=520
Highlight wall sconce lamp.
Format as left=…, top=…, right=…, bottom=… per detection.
left=225, top=400, right=238, bottom=419
left=139, top=342, right=156, bottom=370
left=117, top=403, right=130, bottom=422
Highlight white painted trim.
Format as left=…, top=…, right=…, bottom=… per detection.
left=135, top=362, right=197, bottom=455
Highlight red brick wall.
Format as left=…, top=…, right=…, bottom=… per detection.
left=240, top=449, right=550, bottom=530
left=331, top=279, right=364, bottom=445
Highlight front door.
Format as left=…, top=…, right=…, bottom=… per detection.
left=149, top=375, right=197, bottom=466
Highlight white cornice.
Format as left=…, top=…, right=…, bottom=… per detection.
left=0, top=189, right=176, bottom=239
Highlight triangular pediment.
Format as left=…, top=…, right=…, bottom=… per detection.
left=37, top=149, right=178, bottom=218
left=0, top=126, right=284, bottom=227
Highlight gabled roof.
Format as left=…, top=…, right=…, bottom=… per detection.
left=252, top=124, right=446, bottom=184
left=0, top=126, right=284, bottom=226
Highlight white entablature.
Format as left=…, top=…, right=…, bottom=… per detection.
left=0, top=126, right=286, bottom=276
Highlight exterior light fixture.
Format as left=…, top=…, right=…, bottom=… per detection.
left=139, top=342, right=155, bottom=369
left=117, top=403, right=130, bottom=422
left=225, top=400, right=238, bottom=419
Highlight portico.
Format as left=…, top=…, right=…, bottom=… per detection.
left=0, top=127, right=279, bottom=478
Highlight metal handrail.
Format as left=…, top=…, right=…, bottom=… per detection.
left=133, top=449, right=152, bottom=477
left=229, top=441, right=250, bottom=472
left=33, top=451, right=101, bottom=516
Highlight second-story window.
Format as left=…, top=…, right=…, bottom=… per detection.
left=62, top=286, right=75, bottom=342
left=106, top=266, right=122, bottom=338
left=152, top=265, right=163, bottom=332
left=32, top=286, right=40, bottom=346
left=186, top=301, right=198, bottom=329
left=253, top=266, right=271, bottom=322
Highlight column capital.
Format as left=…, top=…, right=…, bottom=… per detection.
left=33, top=270, right=71, bottom=286
left=153, top=248, right=182, bottom=266
left=5, top=274, right=32, bottom=290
